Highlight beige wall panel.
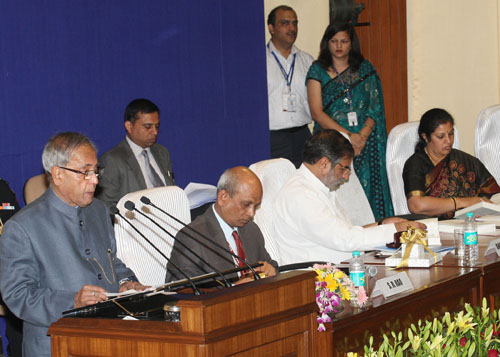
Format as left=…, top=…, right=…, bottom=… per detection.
left=407, top=0, right=500, bottom=154
left=264, top=0, right=329, bottom=58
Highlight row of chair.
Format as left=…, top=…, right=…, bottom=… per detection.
left=19, top=104, right=500, bottom=285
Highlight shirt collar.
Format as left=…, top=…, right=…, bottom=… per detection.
left=298, top=164, right=331, bottom=195
left=126, top=135, right=150, bottom=158
left=212, top=204, right=237, bottom=236
left=267, top=40, right=298, bottom=59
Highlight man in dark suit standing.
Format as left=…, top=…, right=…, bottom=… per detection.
left=96, top=98, right=175, bottom=209
left=166, top=166, right=277, bottom=283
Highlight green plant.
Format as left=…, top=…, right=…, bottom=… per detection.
left=350, top=298, right=500, bottom=356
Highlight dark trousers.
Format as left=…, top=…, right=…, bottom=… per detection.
left=270, top=125, right=311, bottom=168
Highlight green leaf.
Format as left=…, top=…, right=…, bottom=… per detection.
left=467, top=341, right=475, bottom=357
left=402, top=341, right=410, bottom=350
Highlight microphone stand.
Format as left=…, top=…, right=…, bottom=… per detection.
left=140, top=196, right=261, bottom=281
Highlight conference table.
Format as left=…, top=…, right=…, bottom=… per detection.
left=318, top=231, right=500, bottom=355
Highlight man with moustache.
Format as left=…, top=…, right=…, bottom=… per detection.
left=267, top=5, right=314, bottom=168
left=0, top=132, right=147, bottom=356
left=273, top=130, right=426, bottom=264
left=96, top=98, right=175, bottom=209
left=166, top=166, right=277, bottom=283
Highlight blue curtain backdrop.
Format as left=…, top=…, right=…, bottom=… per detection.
left=0, top=1, right=270, bottom=206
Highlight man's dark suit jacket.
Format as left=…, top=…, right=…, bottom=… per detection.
left=96, top=139, right=174, bottom=209
left=165, top=206, right=278, bottom=282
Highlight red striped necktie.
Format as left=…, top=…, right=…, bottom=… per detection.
left=231, top=230, right=246, bottom=267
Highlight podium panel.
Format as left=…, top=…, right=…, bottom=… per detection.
left=49, top=271, right=319, bottom=357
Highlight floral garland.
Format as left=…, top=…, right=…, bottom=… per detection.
left=314, top=263, right=368, bottom=332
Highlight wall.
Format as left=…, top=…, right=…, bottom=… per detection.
left=0, top=1, right=270, bottom=205
left=407, top=0, right=500, bottom=154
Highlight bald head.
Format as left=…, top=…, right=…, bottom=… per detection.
left=215, top=166, right=262, bottom=228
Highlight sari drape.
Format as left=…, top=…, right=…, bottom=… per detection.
left=403, top=149, right=500, bottom=219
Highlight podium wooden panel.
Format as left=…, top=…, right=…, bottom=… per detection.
left=49, top=271, right=319, bottom=357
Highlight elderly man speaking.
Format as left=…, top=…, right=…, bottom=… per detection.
left=0, top=132, right=146, bottom=356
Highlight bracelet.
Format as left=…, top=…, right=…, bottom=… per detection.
left=360, top=132, right=369, bottom=139
left=451, top=197, right=457, bottom=211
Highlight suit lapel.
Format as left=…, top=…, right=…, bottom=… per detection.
left=150, top=144, right=170, bottom=182
left=121, top=140, right=147, bottom=188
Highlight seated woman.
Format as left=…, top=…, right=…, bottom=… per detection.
left=403, top=108, right=500, bottom=219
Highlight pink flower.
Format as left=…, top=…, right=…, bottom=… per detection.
left=460, top=337, right=467, bottom=347
left=357, top=287, right=368, bottom=305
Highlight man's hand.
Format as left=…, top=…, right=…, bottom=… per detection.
left=394, top=220, right=427, bottom=232
left=254, top=261, right=277, bottom=278
left=233, top=262, right=277, bottom=285
left=119, top=281, right=150, bottom=293
left=74, top=284, right=108, bottom=308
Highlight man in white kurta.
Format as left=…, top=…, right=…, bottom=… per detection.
left=273, top=130, right=425, bottom=264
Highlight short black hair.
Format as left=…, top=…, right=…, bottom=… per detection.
left=416, top=108, right=455, bottom=152
left=315, top=22, right=364, bottom=71
left=267, top=5, right=295, bottom=26
left=124, top=98, right=160, bottom=124
left=303, top=130, right=354, bottom=166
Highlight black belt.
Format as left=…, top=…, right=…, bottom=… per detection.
left=271, top=124, right=308, bottom=134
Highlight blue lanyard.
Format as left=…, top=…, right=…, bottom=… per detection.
left=333, top=66, right=353, bottom=107
left=270, top=49, right=296, bottom=89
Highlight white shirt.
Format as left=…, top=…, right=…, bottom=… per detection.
left=126, top=136, right=166, bottom=188
left=266, top=41, right=314, bottom=130
left=273, top=165, right=396, bottom=264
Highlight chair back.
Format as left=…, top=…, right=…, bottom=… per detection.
left=475, top=104, right=500, bottom=183
left=114, top=186, right=190, bottom=286
left=336, top=166, right=374, bottom=226
left=23, top=173, right=49, bottom=205
left=249, top=158, right=296, bottom=265
left=386, top=122, right=460, bottom=215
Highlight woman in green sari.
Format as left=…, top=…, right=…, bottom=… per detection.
left=306, top=23, right=393, bottom=220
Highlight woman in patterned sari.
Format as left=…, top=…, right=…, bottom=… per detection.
left=306, top=23, right=393, bottom=220
left=403, top=108, right=500, bottom=219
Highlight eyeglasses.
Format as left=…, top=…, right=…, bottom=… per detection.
left=336, top=163, right=352, bottom=174
left=59, top=166, right=103, bottom=180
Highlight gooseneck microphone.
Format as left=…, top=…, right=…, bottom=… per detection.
left=112, top=206, right=202, bottom=295
left=122, top=201, right=231, bottom=288
left=139, top=196, right=261, bottom=281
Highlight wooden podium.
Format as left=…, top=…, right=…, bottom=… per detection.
left=49, top=271, right=319, bottom=356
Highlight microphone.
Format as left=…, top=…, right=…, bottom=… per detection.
left=111, top=206, right=203, bottom=295
left=139, top=196, right=261, bottom=281
left=122, top=202, right=231, bottom=287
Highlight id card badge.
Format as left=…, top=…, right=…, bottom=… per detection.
left=282, top=92, right=297, bottom=112
left=347, top=111, right=358, bottom=126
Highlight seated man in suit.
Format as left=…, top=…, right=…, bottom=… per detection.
left=0, top=132, right=147, bottom=356
left=96, top=98, right=175, bottom=209
left=166, top=166, right=278, bottom=283
left=273, top=130, right=426, bottom=265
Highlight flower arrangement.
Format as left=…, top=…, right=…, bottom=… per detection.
left=350, top=298, right=500, bottom=356
left=313, top=263, right=368, bottom=332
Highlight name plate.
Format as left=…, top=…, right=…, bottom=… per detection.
left=371, top=272, right=414, bottom=299
left=485, top=238, right=500, bottom=257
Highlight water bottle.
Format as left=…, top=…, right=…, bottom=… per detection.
left=349, top=251, right=366, bottom=288
left=463, top=212, right=478, bottom=262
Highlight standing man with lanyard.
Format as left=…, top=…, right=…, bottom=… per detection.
left=266, top=5, right=314, bottom=168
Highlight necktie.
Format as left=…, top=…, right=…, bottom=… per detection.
left=141, top=150, right=164, bottom=188
left=232, top=230, right=246, bottom=267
